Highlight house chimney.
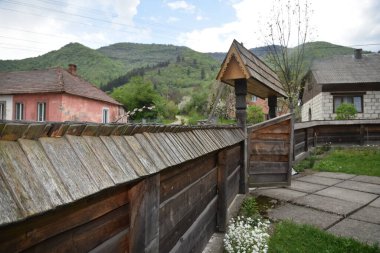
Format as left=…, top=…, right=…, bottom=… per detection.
left=354, top=48, right=362, bottom=59
left=68, top=64, right=77, bottom=75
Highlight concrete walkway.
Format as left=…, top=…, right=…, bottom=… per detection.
left=252, top=172, right=380, bottom=246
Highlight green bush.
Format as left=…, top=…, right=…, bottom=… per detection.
left=247, top=105, right=265, bottom=124
left=335, top=103, right=357, bottom=120
left=240, top=197, right=259, bottom=218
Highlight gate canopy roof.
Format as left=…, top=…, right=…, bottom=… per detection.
left=216, top=40, right=287, bottom=98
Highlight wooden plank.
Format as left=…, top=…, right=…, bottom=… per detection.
left=192, top=130, right=214, bottom=153
left=111, top=136, right=148, bottom=177
left=84, top=136, right=138, bottom=183
left=227, top=166, right=240, bottom=207
left=168, top=197, right=217, bottom=253
left=173, top=133, right=197, bottom=159
left=249, top=173, right=287, bottom=184
left=159, top=168, right=217, bottom=240
left=89, top=228, right=129, bottom=253
left=25, top=204, right=130, bottom=253
left=247, top=114, right=292, bottom=132
left=250, top=154, right=288, bottom=162
left=22, top=124, right=48, bottom=139
left=65, top=124, right=86, bottom=136
left=143, top=133, right=174, bottom=167
left=159, top=186, right=216, bottom=253
left=0, top=183, right=130, bottom=253
left=18, top=139, right=72, bottom=207
left=154, top=133, right=182, bottom=165
left=225, top=145, right=241, bottom=176
left=161, top=133, right=187, bottom=163
left=0, top=173, right=22, bottom=226
left=216, top=150, right=228, bottom=232
left=164, top=133, right=191, bottom=161
left=134, top=134, right=167, bottom=170
left=66, top=135, right=114, bottom=190
left=39, top=137, right=98, bottom=200
left=183, top=131, right=205, bottom=156
left=160, top=154, right=216, bottom=203
left=249, top=162, right=288, bottom=174
left=0, top=141, right=53, bottom=217
left=251, top=132, right=289, bottom=141
left=124, top=136, right=158, bottom=174
left=0, top=123, right=28, bottom=141
left=251, top=140, right=289, bottom=155
left=129, top=175, right=159, bottom=253
left=98, top=136, right=140, bottom=180
left=81, top=124, right=100, bottom=136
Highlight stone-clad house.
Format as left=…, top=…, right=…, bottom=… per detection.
left=0, top=64, right=124, bottom=123
left=301, top=49, right=380, bottom=121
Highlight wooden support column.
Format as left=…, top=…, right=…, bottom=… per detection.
left=304, top=128, right=309, bottom=152
left=268, top=96, right=277, bottom=119
left=234, top=79, right=248, bottom=194
left=129, top=175, right=160, bottom=253
left=216, top=150, right=228, bottom=232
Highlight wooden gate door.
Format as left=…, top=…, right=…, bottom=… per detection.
left=247, top=114, right=293, bottom=187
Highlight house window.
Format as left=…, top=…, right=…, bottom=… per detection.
left=15, top=103, right=24, bottom=120
left=37, top=102, right=46, bottom=122
left=251, top=95, right=257, bottom=102
left=0, top=102, right=5, bottom=120
left=102, top=108, right=109, bottom=123
left=333, top=95, right=363, bottom=113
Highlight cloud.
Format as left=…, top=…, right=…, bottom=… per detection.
left=167, top=17, right=180, bottom=23
left=167, top=1, right=195, bottom=12
left=178, top=0, right=380, bottom=52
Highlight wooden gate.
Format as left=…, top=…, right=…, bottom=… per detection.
left=247, top=113, right=293, bottom=187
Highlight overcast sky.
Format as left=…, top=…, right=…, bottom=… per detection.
left=0, top=0, right=379, bottom=60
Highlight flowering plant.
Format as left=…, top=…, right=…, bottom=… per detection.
left=224, top=216, right=270, bottom=253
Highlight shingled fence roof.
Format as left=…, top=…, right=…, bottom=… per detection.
left=0, top=121, right=244, bottom=227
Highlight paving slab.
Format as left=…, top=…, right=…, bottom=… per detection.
left=268, top=204, right=342, bottom=229
left=328, top=219, right=380, bottom=245
left=370, top=197, right=380, bottom=208
left=351, top=175, right=380, bottom=185
left=295, top=175, right=342, bottom=186
left=252, top=188, right=307, bottom=201
left=350, top=206, right=380, bottom=225
left=292, top=194, right=363, bottom=216
left=335, top=180, right=380, bottom=194
left=286, top=180, right=327, bottom=193
left=315, top=186, right=378, bottom=204
left=202, top=233, right=224, bottom=253
left=314, top=172, right=356, bottom=180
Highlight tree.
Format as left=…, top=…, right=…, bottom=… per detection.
left=201, top=68, right=205, bottom=80
left=111, top=76, right=159, bottom=120
left=335, top=103, right=357, bottom=120
left=263, top=0, right=312, bottom=109
left=247, top=105, right=265, bottom=124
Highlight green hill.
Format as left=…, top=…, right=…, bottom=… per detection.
left=0, top=43, right=126, bottom=87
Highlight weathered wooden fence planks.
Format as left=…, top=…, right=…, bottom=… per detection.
left=0, top=122, right=244, bottom=253
left=294, top=119, right=380, bottom=159
left=247, top=114, right=293, bottom=187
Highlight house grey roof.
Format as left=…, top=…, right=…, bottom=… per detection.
left=0, top=67, right=122, bottom=105
left=311, top=53, right=380, bottom=84
left=0, top=122, right=244, bottom=227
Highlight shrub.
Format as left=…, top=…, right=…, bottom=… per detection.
left=224, top=216, right=270, bottom=253
left=335, top=103, right=357, bottom=120
left=241, top=196, right=260, bottom=218
left=247, top=105, right=265, bottom=124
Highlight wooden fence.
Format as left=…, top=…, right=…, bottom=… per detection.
left=247, top=114, right=293, bottom=187
left=294, top=119, right=380, bottom=159
left=0, top=122, right=244, bottom=253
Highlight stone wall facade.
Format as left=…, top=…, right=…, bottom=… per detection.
left=301, top=91, right=380, bottom=121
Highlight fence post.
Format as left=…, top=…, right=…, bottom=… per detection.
left=360, top=124, right=364, bottom=145
left=304, top=128, right=309, bottom=152
left=216, top=149, right=228, bottom=232
left=129, top=175, right=160, bottom=253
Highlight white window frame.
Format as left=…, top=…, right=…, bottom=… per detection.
left=37, top=102, right=46, bottom=122
left=0, top=101, right=5, bottom=120
left=15, top=102, right=24, bottom=120
left=102, top=108, right=109, bottom=123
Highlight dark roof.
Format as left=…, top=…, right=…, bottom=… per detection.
left=217, top=40, right=287, bottom=97
left=0, top=121, right=244, bottom=226
left=311, top=53, right=380, bottom=84
left=0, top=67, right=122, bottom=105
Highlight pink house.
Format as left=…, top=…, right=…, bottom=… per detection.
left=0, top=65, right=124, bottom=123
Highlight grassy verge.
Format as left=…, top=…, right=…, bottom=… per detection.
left=268, top=221, right=380, bottom=253
left=313, top=147, right=380, bottom=177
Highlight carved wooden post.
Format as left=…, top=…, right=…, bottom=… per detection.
left=268, top=96, right=277, bottom=119
left=234, top=78, right=248, bottom=194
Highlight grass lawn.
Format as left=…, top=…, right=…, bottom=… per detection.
left=268, top=221, right=380, bottom=253
left=313, top=147, right=380, bottom=177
